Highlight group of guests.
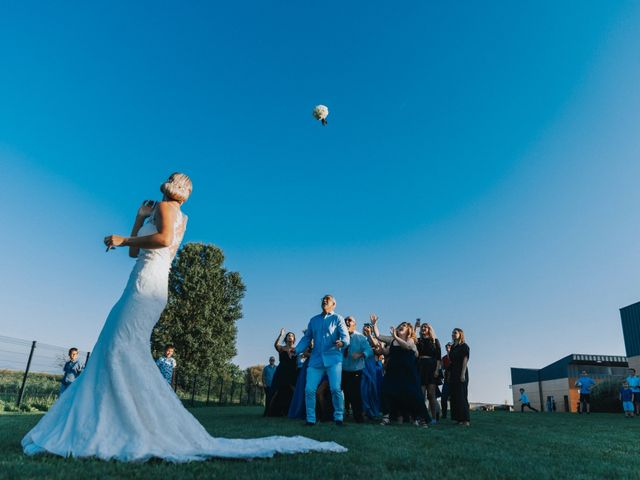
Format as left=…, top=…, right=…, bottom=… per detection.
left=262, top=294, right=471, bottom=428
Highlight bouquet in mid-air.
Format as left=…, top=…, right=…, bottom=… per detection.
left=312, top=105, right=329, bottom=126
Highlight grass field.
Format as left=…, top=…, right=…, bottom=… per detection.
left=1, top=407, right=639, bottom=479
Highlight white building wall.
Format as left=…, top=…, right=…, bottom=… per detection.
left=540, top=378, right=570, bottom=412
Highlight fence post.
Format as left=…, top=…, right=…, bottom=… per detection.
left=84, top=351, right=91, bottom=367
left=218, top=378, right=224, bottom=405
left=254, top=383, right=260, bottom=405
left=173, top=371, right=178, bottom=393
left=17, top=341, right=36, bottom=408
left=191, top=375, right=197, bottom=407
left=206, top=376, right=212, bottom=406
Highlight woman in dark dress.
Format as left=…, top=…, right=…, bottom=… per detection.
left=415, top=320, right=442, bottom=423
left=370, top=316, right=431, bottom=428
left=267, top=329, right=298, bottom=416
left=448, top=327, right=470, bottom=426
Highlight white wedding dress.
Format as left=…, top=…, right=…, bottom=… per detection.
left=22, top=208, right=346, bottom=462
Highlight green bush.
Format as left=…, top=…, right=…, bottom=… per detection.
left=29, top=402, right=50, bottom=412
left=2, top=403, right=19, bottom=413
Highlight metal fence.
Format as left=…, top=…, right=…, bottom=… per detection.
left=0, top=334, right=263, bottom=410
left=173, top=372, right=264, bottom=407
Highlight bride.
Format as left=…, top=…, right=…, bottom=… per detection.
left=22, top=172, right=346, bottom=461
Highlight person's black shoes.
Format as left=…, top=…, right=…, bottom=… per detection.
left=304, top=421, right=316, bottom=426
left=335, top=420, right=345, bottom=426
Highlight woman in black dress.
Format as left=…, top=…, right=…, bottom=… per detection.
left=415, top=320, right=441, bottom=423
left=448, top=327, right=470, bottom=426
left=371, top=316, right=431, bottom=428
left=267, top=329, right=298, bottom=416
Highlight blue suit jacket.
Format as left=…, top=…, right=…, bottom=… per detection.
left=295, top=312, right=350, bottom=368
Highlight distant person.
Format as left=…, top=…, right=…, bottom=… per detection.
left=518, top=388, right=539, bottom=412
left=620, top=380, right=635, bottom=418
left=262, top=356, right=277, bottom=416
left=155, top=344, right=177, bottom=386
left=267, top=329, right=298, bottom=416
left=575, top=371, right=596, bottom=414
left=449, top=328, right=470, bottom=426
left=295, top=294, right=350, bottom=426
left=625, top=368, right=640, bottom=415
left=60, top=347, right=83, bottom=394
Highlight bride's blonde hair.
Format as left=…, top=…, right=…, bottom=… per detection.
left=160, top=172, right=192, bottom=203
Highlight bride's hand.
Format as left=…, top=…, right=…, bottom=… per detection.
left=137, top=200, right=156, bottom=219
left=104, top=235, right=128, bottom=251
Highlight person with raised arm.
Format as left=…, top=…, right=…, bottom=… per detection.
left=371, top=315, right=431, bottom=428
left=360, top=322, right=382, bottom=419
left=267, top=329, right=298, bottom=416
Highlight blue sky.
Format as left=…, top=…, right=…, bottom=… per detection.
left=2, top=1, right=640, bottom=403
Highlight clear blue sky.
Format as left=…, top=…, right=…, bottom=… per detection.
left=2, top=1, right=640, bottom=403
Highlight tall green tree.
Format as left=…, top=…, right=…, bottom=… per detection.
left=151, top=242, right=245, bottom=379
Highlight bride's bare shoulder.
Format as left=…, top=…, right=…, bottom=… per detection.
left=156, top=201, right=180, bottom=213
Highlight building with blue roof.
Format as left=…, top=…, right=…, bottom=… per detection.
left=510, top=354, right=628, bottom=412
left=510, top=300, right=640, bottom=412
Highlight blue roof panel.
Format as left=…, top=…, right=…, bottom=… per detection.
left=510, top=368, right=539, bottom=385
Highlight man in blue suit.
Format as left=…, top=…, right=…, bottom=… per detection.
left=295, top=294, right=350, bottom=425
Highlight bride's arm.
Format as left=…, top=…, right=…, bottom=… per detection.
left=128, top=215, right=146, bottom=258
left=104, top=202, right=177, bottom=251
left=127, top=201, right=156, bottom=257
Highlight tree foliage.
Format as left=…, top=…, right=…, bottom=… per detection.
left=151, top=242, right=245, bottom=379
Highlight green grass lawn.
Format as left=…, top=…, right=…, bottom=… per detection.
left=1, top=407, right=639, bottom=479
